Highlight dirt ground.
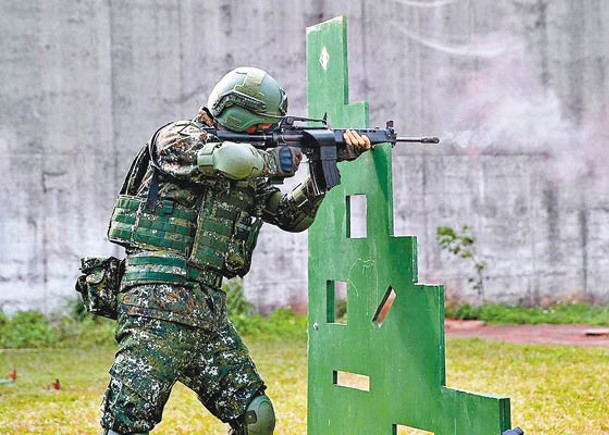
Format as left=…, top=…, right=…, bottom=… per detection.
left=445, top=320, right=609, bottom=348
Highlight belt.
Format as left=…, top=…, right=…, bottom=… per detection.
left=123, top=251, right=223, bottom=289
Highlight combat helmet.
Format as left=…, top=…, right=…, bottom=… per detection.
left=207, top=67, right=288, bottom=132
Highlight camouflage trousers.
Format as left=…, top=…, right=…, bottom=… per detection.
left=100, top=283, right=265, bottom=433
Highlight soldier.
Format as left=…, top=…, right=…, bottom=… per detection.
left=101, top=66, right=370, bottom=434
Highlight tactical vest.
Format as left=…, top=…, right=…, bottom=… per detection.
left=107, top=124, right=263, bottom=283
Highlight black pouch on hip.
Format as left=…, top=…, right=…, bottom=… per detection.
left=75, top=256, right=124, bottom=320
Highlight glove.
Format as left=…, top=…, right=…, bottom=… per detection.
left=267, top=146, right=303, bottom=177
left=338, top=129, right=371, bottom=161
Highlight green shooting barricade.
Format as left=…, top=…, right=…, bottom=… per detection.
left=306, top=16, right=513, bottom=435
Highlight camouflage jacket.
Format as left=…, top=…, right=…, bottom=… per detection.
left=110, top=109, right=324, bottom=327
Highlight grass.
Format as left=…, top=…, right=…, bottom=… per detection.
left=0, top=335, right=607, bottom=434
left=446, top=338, right=609, bottom=435
left=445, top=301, right=609, bottom=326
left=0, top=336, right=308, bottom=435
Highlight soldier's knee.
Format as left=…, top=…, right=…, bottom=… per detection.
left=230, top=394, right=276, bottom=434
left=101, top=377, right=159, bottom=434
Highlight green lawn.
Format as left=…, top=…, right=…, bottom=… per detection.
left=0, top=337, right=607, bottom=434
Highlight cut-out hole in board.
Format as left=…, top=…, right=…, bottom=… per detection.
left=333, top=370, right=370, bottom=392
left=326, top=280, right=348, bottom=324
left=346, top=194, right=367, bottom=238
left=394, top=424, right=435, bottom=435
left=372, top=286, right=396, bottom=327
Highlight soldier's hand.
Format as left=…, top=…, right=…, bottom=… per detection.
left=343, top=129, right=371, bottom=151
left=338, top=129, right=371, bottom=162
left=268, top=146, right=303, bottom=178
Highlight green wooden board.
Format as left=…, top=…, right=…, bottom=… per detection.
left=306, top=16, right=512, bottom=435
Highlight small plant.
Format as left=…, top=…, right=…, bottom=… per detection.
left=0, top=310, right=60, bottom=348
left=221, top=279, right=307, bottom=339
left=223, top=278, right=257, bottom=317
left=334, top=299, right=347, bottom=322
left=444, top=302, right=482, bottom=320
left=443, top=300, right=609, bottom=325
left=68, top=297, right=89, bottom=321
left=436, top=225, right=486, bottom=300
left=0, top=307, right=7, bottom=328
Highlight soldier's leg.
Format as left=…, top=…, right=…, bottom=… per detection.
left=180, top=317, right=272, bottom=433
left=101, top=315, right=186, bottom=434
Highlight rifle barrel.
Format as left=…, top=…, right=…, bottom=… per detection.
left=395, top=136, right=440, bottom=144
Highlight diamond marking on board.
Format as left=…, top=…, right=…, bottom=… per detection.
left=319, top=46, right=330, bottom=71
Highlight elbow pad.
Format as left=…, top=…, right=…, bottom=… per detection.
left=197, top=141, right=266, bottom=180
left=266, top=177, right=326, bottom=232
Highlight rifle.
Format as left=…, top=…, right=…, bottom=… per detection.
left=204, top=116, right=439, bottom=195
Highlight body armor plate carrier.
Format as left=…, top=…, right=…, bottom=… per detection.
left=108, top=124, right=263, bottom=283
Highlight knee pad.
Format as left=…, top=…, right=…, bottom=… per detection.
left=236, top=394, right=276, bottom=434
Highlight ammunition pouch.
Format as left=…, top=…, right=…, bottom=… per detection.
left=75, top=256, right=124, bottom=320
left=224, top=211, right=263, bottom=276
left=108, top=195, right=197, bottom=256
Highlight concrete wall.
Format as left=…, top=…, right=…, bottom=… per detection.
left=1, top=1, right=607, bottom=313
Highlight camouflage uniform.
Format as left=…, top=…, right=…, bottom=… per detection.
left=101, top=110, right=323, bottom=433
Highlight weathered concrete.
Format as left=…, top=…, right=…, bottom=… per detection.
left=1, top=1, right=608, bottom=313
